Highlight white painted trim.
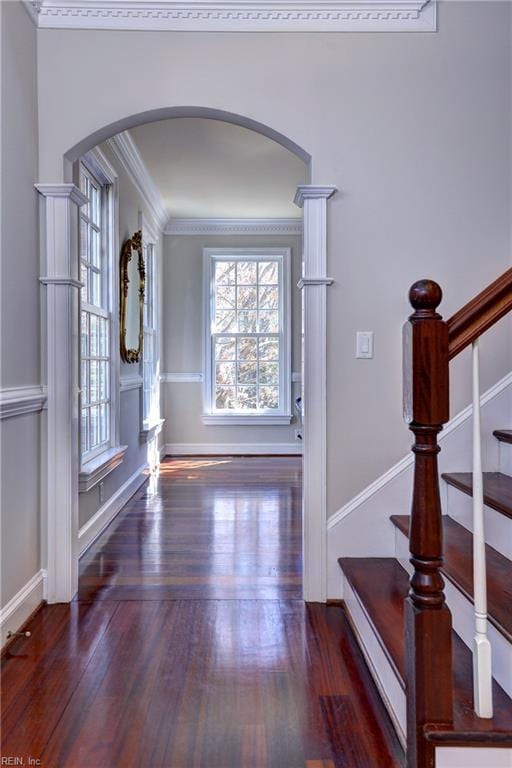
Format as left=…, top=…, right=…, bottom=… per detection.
left=28, top=1, right=437, bottom=32
left=120, top=374, right=143, bottom=391
left=295, top=184, right=337, bottom=602
left=292, top=371, right=301, bottom=383
left=165, top=217, right=302, bottom=236
left=297, top=276, right=334, bottom=288
left=140, top=417, right=165, bottom=443
left=328, top=370, right=512, bottom=531
left=78, top=463, right=148, bottom=556
left=0, top=385, right=47, bottom=419
left=107, top=131, right=170, bottom=232
left=0, top=570, right=47, bottom=648
left=34, top=183, right=88, bottom=206
left=163, top=442, right=302, bottom=456
left=79, top=444, right=128, bottom=492
left=160, top=372, right=203, bottom=383
left=39, top=277, right=83, bottom=289
left=202, top=414, right=292, bottom=425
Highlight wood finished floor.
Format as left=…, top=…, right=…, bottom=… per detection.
left=2, top=456, right=404, bottom=768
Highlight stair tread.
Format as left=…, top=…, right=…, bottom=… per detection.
left=339, top=557, right=512, bottom=742
left=494, top=429, right=512, bottom=445
left=390, top=514, right=512, bottom=642
left=442, top=472, right=512, bottom=520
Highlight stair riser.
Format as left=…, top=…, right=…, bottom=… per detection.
left=445, top=485, right=512, bottom=560
left=342, top=574, right=407, bottom=747
left=436, top=746, right=512, bottom=767
left=498, top=441, right=512, bottom=476
left=395, top=527, right=512, bottom=698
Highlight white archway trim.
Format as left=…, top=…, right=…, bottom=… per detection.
left=36, top=183, right=87, bottom=603
left=295, top=184, right=337, bottom=603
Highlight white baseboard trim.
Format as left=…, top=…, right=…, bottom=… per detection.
left=0, top=569, right=47, bottom=647
left=328, top=370, right=512, bottom=531
left=78, top=462, right=149, bottom=556
left=162, top=442, right=302, bottom=456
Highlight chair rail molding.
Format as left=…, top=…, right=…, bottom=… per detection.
left=25, top=1, right=437, bottom=32
left=295, top=183, right=337, bottom=602
left=0, top=385, right=47, bottom=419
left=36, top=182, right=88, bottom=604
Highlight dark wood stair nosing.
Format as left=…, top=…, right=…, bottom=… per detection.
left=441, top=471, right=512, bottom=521
left=493, top=429, right=512, bottom=445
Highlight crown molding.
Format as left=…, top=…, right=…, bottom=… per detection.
left=107, top=131, right=170, bottom=232
left=26, top=1, right=436, bottom=32
left=164, top=217, right=302, bottom=236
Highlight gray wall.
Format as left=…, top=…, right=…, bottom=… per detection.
left=0, top=1, right=41, bottom=605
left=78, top=140, right=163, bottom=529
left=36, top=2, right=512, bottom=517
left=162, top=234, right=302, bottom=447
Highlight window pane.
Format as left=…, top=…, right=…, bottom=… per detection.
left=216, top=386, right=235, bottom=409
left=90, top=405, right=99, bottom=448
left=80, top=219, right=89, bottom=262
left=258, top=261, right=278, bottom=284
left=237, top=362, right=257, bottom=384
left=237, top=337, right=257, bottom=360
left=90, top=228, right=100, bottom=269
left=81, top=409, right=89, bottom=453
left=258, top=337, right=279, bottom=360
left=259, top=362, right=279, bottom=385
left=259, top=386, right=279, bottom=409
left=81, top=361, right=89, bottom=405
left=90, top=184, right=100, bottom=227
left=237, top=261, right=257, bottom=284
left=90, top=360, right=99, bottom=403
left=215, top=338, right=236, bottom=360
left=216, top=361, right=236, bottom=385
left=237, top=286, right=257, bottom=309
left=259, top=285, right=279, bottom=309
left=99, top=404, right=109, bottom=443
left=237, top=386, right=257, bottom=409
left=216, top=286, right=235, bottom=310
left=237, top=311, right=257, bottom=333
left=99, top=317, right=108, bottom=358
left=90, top=315, right=99, bottom=356
left=81, top=311, right=89, bottom=357
left=81, top=265, right=88, bottom=304
left=258, top=310, right=279, bottom=333
left=99, top=361, right=108, bottom=401
left=215, top=261, right=235, bottom=285
left=90, top=269, right=101, bottom=307
left=215, top=310, right=237, bottom=333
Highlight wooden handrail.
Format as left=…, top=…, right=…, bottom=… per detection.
left=447, top=267, right=512, bottom=359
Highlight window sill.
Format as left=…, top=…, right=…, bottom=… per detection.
left=202, top=414, right=292, bottom=426
left=79, top=444, right=128, bottom=493
left=140, top=418, right=165, bottom=443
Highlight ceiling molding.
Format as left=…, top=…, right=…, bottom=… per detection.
left=107, top=131, right=170, bottom=232
left=164, top=217, right=302, bottom=236
left=25, top=1, right=436, bottom=32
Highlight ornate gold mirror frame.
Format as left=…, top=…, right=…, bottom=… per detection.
left=120, top=229, right=145, bottom=363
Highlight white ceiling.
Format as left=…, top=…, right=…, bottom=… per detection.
left=129, top=118, right=307, bottom=219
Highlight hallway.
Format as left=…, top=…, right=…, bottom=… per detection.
left=2, top=457, right=403, bottom=767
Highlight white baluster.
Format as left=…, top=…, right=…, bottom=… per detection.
left=472, top=339, right=493, bottom=718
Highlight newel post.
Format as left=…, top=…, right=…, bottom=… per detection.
left=403, top=280, right=453, bottom=768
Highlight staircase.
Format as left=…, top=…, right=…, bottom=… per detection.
left=338, top=273, right=512, bottom=767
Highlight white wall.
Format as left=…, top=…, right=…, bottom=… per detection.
left=0, top=1, right=42, bottom=608
left=36, top=1, right=512, bottom=516
left=161, top=233, right=302, bottom=449
left=78, top=140, right=163, bottom=529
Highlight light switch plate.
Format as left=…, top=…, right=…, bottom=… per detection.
left=356, top=331, right=374, bottom=359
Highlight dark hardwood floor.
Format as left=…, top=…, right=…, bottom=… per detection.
left=2, top=456, right=404, bottom=767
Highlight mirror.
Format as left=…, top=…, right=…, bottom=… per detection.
left=120, top=230, right=145, bottom=363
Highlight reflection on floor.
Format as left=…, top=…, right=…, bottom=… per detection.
left=1, top=456, right=404, bottom=767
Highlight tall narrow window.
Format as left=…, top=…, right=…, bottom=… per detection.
left=79, top=163, right=112, bottom=461
left=203, top=248, right=291, bottom=425
left=142, top=239, right=158, bottom=427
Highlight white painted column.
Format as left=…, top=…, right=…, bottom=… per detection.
left=36, top=184, right=87, bottom=603
left=295, top=185, right=337, bottom=602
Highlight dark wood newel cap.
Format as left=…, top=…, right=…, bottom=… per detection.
left=409, top=280, right=443, bottom=314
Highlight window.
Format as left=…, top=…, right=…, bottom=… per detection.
left=78, top=153, right=124, bottom=490
left=142, top=238, right=158, bottom=427
left=203, top=248, right=291, bottom=425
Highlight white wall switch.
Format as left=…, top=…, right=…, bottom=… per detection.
left=356, top=331, right=374, bottom=359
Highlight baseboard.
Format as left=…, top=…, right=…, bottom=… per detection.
left=162, top=442, right=303, bottom=456
left=0, top=569, right=47, bottom=647
left=78, top=462, right=149, bottom=556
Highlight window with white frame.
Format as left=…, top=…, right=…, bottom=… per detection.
left=79, top=161, right=115, bottom=463
left=142, top=238, right=159, bottom=427
left=203, top=248, right=291, bottom=424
